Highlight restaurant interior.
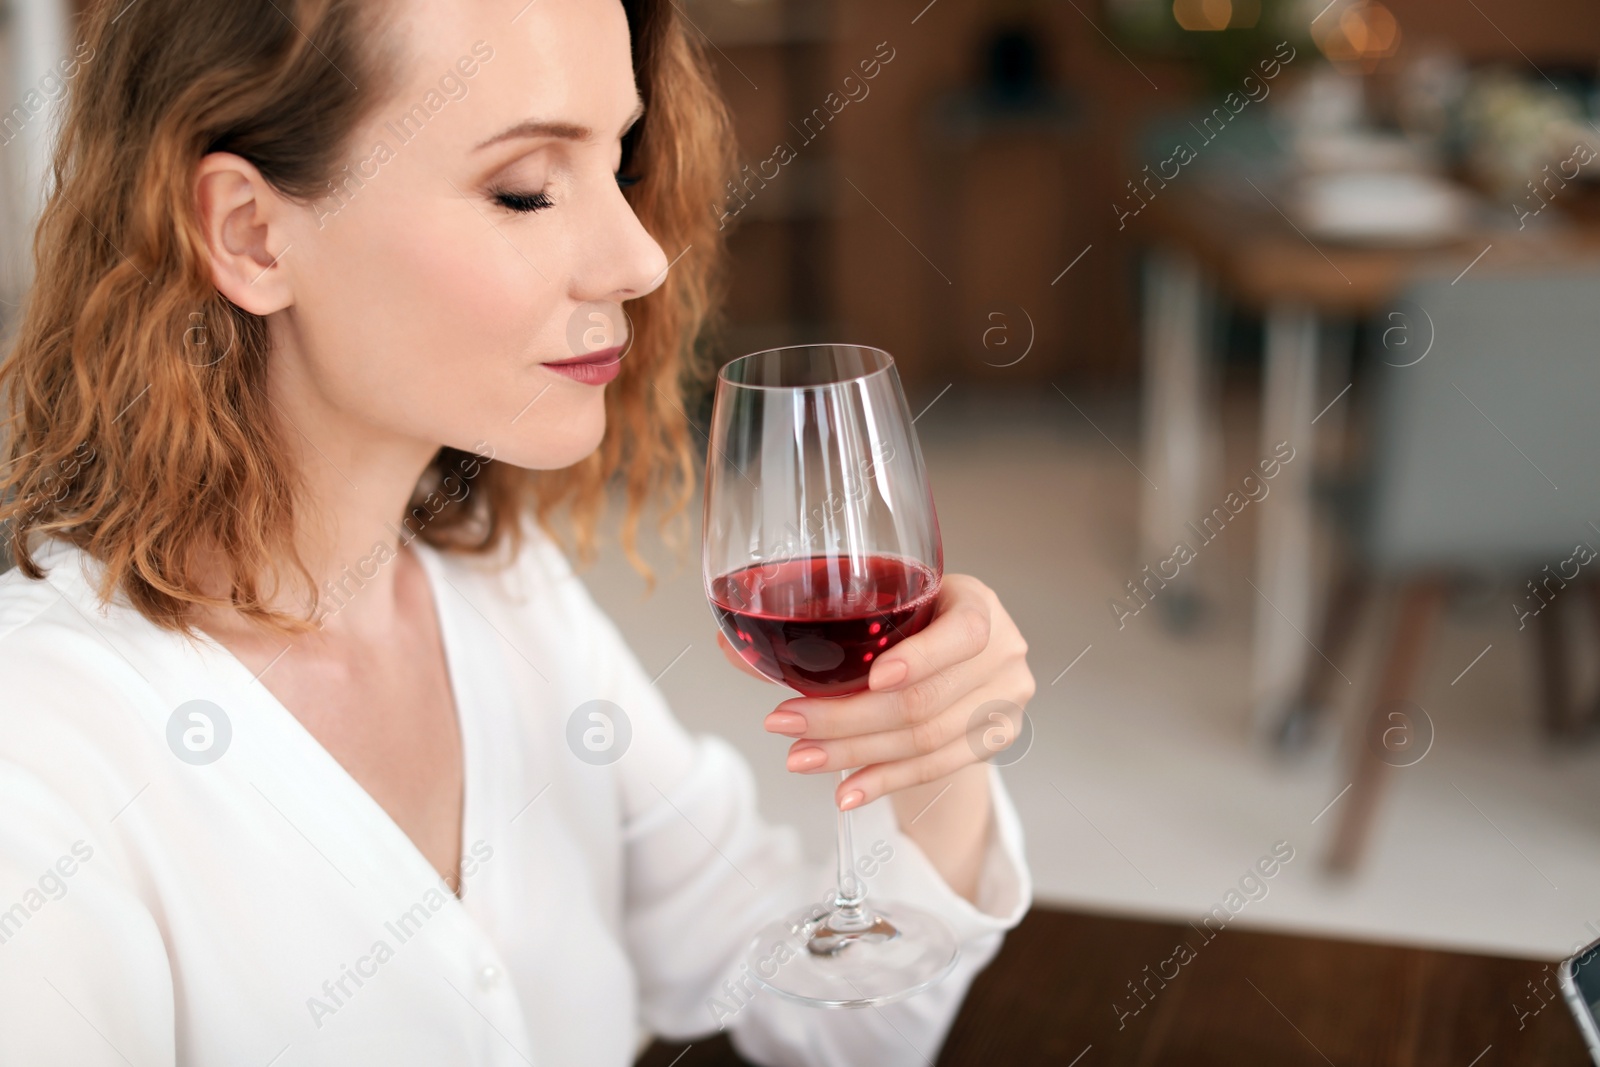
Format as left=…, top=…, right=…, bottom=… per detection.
left=607, top=0, right=1600, bottom=1061
left=4, top=0, right=1600, bottom=1061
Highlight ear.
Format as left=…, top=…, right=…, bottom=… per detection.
left=194, top=152, right=295, bottom=316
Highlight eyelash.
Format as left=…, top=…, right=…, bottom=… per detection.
left=492, top=172, right=643, bottom=214
left=492, top=189, right=555, bottom=213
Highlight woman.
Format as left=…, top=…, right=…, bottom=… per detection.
left=0, top=0, right=1035, bottom=1063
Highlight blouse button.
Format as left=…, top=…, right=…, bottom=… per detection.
left=477, top=964, right=502, bottom=990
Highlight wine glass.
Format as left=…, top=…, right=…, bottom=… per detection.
left=702, top=343, right=959, bottom=1007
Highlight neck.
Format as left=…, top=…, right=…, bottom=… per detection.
left=198, top=338, right=443, bottom=643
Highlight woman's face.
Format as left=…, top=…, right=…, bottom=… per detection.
left=272, top=0, right=668, bottom=470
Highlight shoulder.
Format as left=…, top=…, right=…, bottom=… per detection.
left=0, top=538, right=151, bottom=692
left=0, top=538, right=86, bottom=642
left=0, top=541, right=172, bottom=814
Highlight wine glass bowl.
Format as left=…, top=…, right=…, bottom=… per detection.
left=702, top=343, right=959, bottom=1008
left=708, top=553, right=941, bottom=698
left=704, top=344, right=944, bottom=700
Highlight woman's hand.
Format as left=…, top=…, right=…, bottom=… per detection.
left=715, top=573, right=1035, bottom=811
left=717, top=573, right=1032, bottom=900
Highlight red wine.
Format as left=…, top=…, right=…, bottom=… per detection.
left=709, top=554, right=940, bottom=698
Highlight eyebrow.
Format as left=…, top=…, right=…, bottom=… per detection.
left=473, top=96, right=646, bottom=152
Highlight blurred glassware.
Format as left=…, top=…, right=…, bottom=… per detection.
left=1271, top=64, right=1437, bottom=174
left=1265, top=52, right=1477, bottom=242
left=1272, top=62, right=1367, bottom=139
left=1393, top=45, right=1469, bottom=153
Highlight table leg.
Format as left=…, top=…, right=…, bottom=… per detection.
left=1139, top=248, right=1218, bottom=626
left=1251, top=303, right=1320, bottom=732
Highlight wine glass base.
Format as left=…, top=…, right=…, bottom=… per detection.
left=742, top=900, right=960, bottom=1008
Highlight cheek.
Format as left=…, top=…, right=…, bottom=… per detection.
left=291, top=195, right=601, bottom=466
left=316, top=208, right=540, bottom=376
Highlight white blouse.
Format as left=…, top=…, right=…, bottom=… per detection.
left=0, top=522, right=1030, bottom=1066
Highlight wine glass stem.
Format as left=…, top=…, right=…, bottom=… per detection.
left=831, top=770, right=870, bottom=929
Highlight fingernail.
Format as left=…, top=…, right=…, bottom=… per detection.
left=871, top=660, right=909, bottom=690
left=838, top=790, right=865, bottom=811
left=764, top=711, right=807, bottom=736
left=786, top=747, right=826, bottom=772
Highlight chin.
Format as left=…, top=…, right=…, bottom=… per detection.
left=495, top=405, right=608, bottom=471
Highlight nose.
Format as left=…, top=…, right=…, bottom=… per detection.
left=573, top=173, right=671, bottom=305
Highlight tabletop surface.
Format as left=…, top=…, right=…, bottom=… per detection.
left=635, top=906, right=1590, bottom=1066
left=1144, top=179, right=1600, bottom=315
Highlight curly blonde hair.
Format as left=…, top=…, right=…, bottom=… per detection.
left=0, top=0, right=733, bottom=638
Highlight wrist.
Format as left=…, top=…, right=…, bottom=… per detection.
left=890, top=762, right=993, bottom=902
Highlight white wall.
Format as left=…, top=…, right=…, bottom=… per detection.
left=0, top=0, right=71, bottom=325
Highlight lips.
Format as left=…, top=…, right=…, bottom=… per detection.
left=545, top=344, right=626, bottom=368
left=542, top=344, right=626, bottom=385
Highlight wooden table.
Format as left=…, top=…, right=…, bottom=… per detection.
left=637, top=906, right=1590, bottom=1065
left=1136, top=178, right=1600, bottom=737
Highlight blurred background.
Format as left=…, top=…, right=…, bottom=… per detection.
left=7, top=0, right=1600, bottom=1055
left=589, top=0, right=1600, bottom=972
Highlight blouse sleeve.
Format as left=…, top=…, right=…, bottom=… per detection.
left=547, top=543, right=1031, bottom=1066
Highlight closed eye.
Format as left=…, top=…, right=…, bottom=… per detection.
left=491, top=166, right=641, bottom=215
left=492, top=189, right=554, bottom=214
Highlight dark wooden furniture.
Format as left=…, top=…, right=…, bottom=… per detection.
left=637, top=906, right=1589, bottom=1066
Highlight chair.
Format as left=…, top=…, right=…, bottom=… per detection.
left=1274, top=265, right=1600, bottom=872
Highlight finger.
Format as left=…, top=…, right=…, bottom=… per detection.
left=782, top=696, right=971, bottom=773
left=866, top=574, right=992, bottom=694
left=767, top=659, right=982, bottom=740
left=835, top=735, right=981, bottom=811
left=717, top=630, right=773, bottom=683
left=787, top=679, right=1026, bottom=772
